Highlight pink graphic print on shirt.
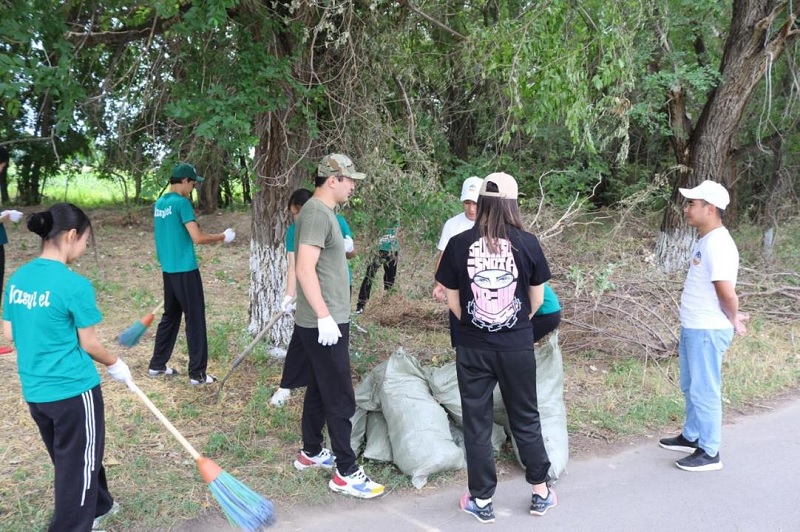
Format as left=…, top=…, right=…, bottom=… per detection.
left=466, top=238, right=521, bottom=332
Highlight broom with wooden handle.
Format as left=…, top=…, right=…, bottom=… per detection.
left=128, top=380, right=274, bottom=530
left=117, top=301, right=164, bottom=347
left=215, top=304, right=291, bottom=404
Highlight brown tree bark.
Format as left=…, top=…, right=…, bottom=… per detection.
left=655, top=0, right=800, bottom=272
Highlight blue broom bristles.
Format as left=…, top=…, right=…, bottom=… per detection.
left=117, top=322, right=146, bottom=347
left=209, top=470, right=275, bottom=531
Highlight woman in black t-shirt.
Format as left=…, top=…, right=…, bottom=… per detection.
left=436, top=172, right=558, bottom=523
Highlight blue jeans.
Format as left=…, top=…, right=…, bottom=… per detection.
left=679, top=327, right=734, bottom=456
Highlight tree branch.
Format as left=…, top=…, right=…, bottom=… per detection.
left=400, top=0, right=466, bottom=41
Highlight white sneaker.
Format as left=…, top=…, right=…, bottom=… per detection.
left=189, top=374, right=218, bottom=386
left=148, top=367, right=178, bottom=377
left=270, top=387, right=291, bottom=407
left=329, top=466, right=385, bottom=499
left=293, top=448, right=335, bottom=470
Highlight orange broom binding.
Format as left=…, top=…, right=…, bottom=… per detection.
left=117, top=301, right=164, bottom=347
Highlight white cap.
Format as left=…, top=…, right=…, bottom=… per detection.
left=460, top=176, right=483, bottom=202
left=679, top=180, right=730, bottom=210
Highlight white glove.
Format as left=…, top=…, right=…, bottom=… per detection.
left=107, top=358, right=133, bottom=385
left=317, top=315, right=342, bottom=346
left=280, top=295, right=296, bottom=313
left=223, top=228, right=236, bottom=243
left=1, top=210, right=23, bottom=223
left=343, top=236, right=354, bottom=254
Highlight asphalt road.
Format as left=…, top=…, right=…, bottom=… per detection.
left=269, top=399, right=800, bottom=532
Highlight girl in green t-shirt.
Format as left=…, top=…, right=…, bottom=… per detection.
left=2, top=203, right=133, bottom=531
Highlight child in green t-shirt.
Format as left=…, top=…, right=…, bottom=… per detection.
left=2, top=203, right=133, bottom=530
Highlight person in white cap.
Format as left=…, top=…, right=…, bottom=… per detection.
left=659, top=179, right=748, bottom=472
left=433, top=176, right=483, bottom=346
left=436, top=172, right=555, bottom=523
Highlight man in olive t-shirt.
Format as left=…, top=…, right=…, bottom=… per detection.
left=288, top=154, right=384, bottom=499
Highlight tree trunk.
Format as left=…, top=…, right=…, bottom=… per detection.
left=655, top=0, right=800, bottom=272
left=248, top=110, right=307, bottom=346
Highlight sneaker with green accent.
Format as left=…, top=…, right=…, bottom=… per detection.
left=459, top=493, right=495, bottom=524
left=328, top=466, right=384, bottom=499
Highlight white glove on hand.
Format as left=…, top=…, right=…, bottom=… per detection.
left=107, top=358, right=133, bottom=385
left=317, top=315, right=342, bottom=346
left=1, top=210, right=23, bottom=223
left=343, top=236, right=354, bottom=254
left=223, top=228, right=236, bottom=243
left=280, top=295, right=296, bottom=313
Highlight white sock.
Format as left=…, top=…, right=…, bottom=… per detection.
left=475, top=497, right=491, bottom=508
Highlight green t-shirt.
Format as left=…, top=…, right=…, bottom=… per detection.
left=378, top=224, right=399, bottom=252
left=294, top=199, right=351, bottom=327
left=3, top=258, right=102, bottom=403
left=535, top=283, right=561, bottom=316
left=287, top=214, right=354, bottom=284
left=154, top=192, right=198, bottom=273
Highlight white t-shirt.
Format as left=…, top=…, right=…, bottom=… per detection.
left=437, top=212, right=475, bottom=251
left=680, top=226, right=738, bottom=330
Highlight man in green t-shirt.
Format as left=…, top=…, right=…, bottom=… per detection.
left=148, top=163, right=236, bottom=385
left=288, top=153, right=384, bottom=499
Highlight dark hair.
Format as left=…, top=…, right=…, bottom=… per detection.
left=0, top=146, right=9, bottom=165
left=314, top=174, right=330, bottom=188
left=288, top=188, right=313, bottom=209
left=27, top=203, right=94, bottom=246
left=475, top=181, right=524, bottom=254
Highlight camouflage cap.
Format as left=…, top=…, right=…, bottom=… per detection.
left=317, top=154, right=366, bottom=180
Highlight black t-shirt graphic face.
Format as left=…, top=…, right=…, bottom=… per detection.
left=436, top=226, right=551, bottom=350
left=466, top=237, right=522, bottom=331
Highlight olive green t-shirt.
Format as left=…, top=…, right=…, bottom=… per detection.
left=294, top=198, right=351, bottom=327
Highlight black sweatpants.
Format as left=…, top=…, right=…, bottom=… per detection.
left=456, top=345, right=551, bottom=499
left=149, top=269, right=210, bottom=381
left=291, top=324, right=357, bottom=475
left=28, top=385, right=114, bottom=532
left=356, top=250, right=398, bottom=310
left=279, top=326, right=311, bottom=389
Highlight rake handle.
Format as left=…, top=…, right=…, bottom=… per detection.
left=128, top=380, right=201, bottom=460
left=229, top=309, right=286, bottom=373
left=215, top=304, right=292, bottom=403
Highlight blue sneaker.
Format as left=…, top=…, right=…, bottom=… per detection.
left=460, top=493, right=495, bottom=524
left=530, top=488, right=557, bottom=516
